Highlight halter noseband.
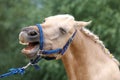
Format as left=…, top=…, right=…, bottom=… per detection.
left=36, top=24, right=77, bottom=59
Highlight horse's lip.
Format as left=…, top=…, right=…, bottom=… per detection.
left=22, top=51, right=37, bottom=59
left=19, top=40, right=40, bottom=59
left=21, top=44, right=39, bottom=58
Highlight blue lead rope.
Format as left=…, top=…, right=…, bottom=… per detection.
left=0, top=56, right=41, bottom=79
left=0, top=68, right=25, bottom=78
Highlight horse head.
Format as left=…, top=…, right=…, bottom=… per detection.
left=19, top=14, right=91, bottom=59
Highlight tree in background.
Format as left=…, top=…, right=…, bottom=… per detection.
left=0, top=0, right=120, bottom=80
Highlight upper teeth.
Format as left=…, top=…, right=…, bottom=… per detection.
left=19, top=41, right=29, bottom=45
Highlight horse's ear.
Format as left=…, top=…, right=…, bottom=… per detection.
left=74, top=21, right=92, bottom=28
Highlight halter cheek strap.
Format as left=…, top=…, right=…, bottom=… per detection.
left=36, top=24, right=77, bottom=56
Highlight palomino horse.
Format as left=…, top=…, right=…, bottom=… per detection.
left=19, top=14, right=120, bottom=80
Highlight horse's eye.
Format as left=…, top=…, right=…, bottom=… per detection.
left=59, top=27, right=66, bottom=34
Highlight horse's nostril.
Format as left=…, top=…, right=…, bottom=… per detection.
left=28, top=31, right=37, bottom=36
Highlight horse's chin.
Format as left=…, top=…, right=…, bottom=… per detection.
left=20, top=41, right=40, bottom=59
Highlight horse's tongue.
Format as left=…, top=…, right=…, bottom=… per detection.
left=25, top=43, right=35, bottom=50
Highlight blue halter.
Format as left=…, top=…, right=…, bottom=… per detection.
left=36, top=24, right=77, bottom=56
left=29, top=23, right=77, bottom=70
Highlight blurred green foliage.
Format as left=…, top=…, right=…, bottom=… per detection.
left=0, top=0, right=120, bottom=80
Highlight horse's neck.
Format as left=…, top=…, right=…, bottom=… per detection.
left=70, top=29, right=110, bottom=65
left=68, top=29, right=120, bottom=80
left=61, top=29, right=120, bottom=80
left=62, top=30, right=95, bottom=80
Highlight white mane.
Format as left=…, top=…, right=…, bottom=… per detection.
left=81, top=27, right=120, bottom=65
